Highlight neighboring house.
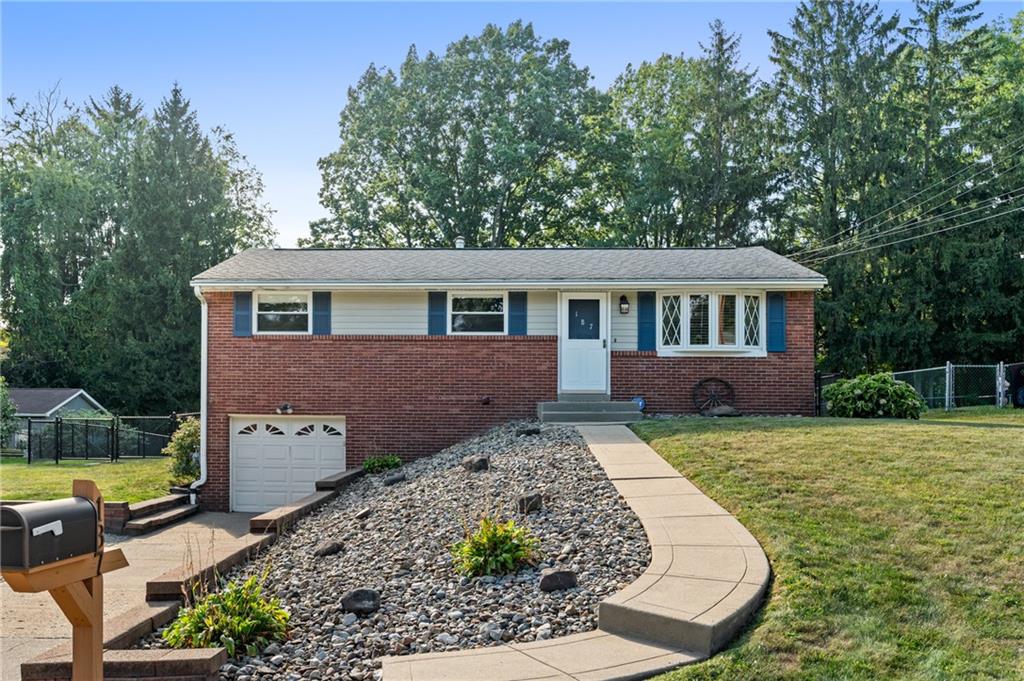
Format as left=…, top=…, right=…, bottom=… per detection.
left=7, top=388, right=108, bottom=450
left=190, top=246, right=826, bottom=512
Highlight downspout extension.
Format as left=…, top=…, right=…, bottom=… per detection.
left=190, top=285, right=208, bottom=503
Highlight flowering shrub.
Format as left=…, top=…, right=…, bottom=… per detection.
left=823, top=373, right=926, bottom=419
left=163, top=417, right=200, bottom=484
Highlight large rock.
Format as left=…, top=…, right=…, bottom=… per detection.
left=461, top=455, right=490, bottom=472
left=517, top=492, right=543, bottom=514
left=538, top=568, right=578, bottom=592
left=516, top=425, right=541, bottom=437
left=383, top=472, right=406, bottom=486
left=341, top=588, right=381, bottom=615
left=354, top=507, right=373, bottom=520
left=313, top=540, right=344, bottom=557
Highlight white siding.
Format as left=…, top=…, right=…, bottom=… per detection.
left=331, top=291, right=428, bottom=335
left=527, top=291, right=558, bottom=335
left=611, top=291, right=638, bottom=351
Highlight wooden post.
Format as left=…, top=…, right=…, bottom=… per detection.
left=1, top=480, right=127, bottom=681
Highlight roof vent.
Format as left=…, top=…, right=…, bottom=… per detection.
left=454, top=236, right=465, bottom=249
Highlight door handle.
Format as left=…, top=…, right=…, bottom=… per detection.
left=603, top=339, right=607, bottom=349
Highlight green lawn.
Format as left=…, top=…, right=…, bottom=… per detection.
left=0, top=456, right=174, bottom=503
left=633, top=410, right=1024, bottom=681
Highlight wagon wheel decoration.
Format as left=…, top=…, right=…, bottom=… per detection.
left=692, top=378, right=735, bottom=413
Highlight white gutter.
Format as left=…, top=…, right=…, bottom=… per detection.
left=190, top=286, right=208, bottom=503
left=191, top=278, right=828, bottom=291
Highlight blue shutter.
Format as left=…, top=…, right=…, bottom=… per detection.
left=428, top=292, right=447, bottom=335
left=637, top=292, right=656, bottom=351
left=233, top=292, right=252, bottom=337
left=767, top=292, right=787, bottom=352
left=508, top=291, right=527, bottom=336
left=312, top=292, right=331, bottom=335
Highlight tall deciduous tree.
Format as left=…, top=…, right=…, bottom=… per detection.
left=306, top=21, right=601, bottom=248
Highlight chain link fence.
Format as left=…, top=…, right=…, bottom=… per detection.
left=818, top=362, right=1012, bottom=414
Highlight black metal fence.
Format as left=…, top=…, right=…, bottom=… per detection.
left=25, top=413, right=189, bottom=464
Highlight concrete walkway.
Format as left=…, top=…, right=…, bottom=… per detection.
left=381, top=425, right=770, bottom=681
left=0, top=512, right=255, bottom=681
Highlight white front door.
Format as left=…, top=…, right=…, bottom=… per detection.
left=560, top=293, right=608, bottom=393
left=230, top=417, right=346, bottom=512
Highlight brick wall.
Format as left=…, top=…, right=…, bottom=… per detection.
left=610, top=291, right=816, bottom=415
left=202, top=292, right=558, bottom=511
left=201, top=289, right=815, bottom=511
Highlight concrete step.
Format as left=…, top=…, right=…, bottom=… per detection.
left=538, top=400, right=641, bottom=414
left=127, top=492, right=190, bottom=520
left=123, top=503, right=200, bottom=535
left=541, top=411, right=642, bottom=424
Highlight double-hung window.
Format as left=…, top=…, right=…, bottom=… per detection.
left=254, top=292, right=311, bottom=334
left=448, top=292, right=506, bottom=334
left=659, top=291, right=763, bottom=354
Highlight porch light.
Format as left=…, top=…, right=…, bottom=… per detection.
left=275, top=403, right=294, bottom=415
left=619, top=295, right=630, bottom=315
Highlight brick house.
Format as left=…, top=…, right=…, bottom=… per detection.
left=190, top=246, right=825, bottom=512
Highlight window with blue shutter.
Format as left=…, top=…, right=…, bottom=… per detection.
left=508, top=292, right=527, bottom=336
left=766, top=292, right=787, bottom=352
left=312, top=292, right=331, bottom=335
left=428, top=292, right=447, bottom=335
left=233, top=292, right=252, bottom=337
left=637, top=291, right=656, bottom=351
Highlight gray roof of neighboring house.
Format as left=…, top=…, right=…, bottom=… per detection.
left=9, top=388, right=105, bottom=417
left=192, top=247, right=826, bottom=286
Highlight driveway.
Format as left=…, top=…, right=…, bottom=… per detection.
left=0, top=512, right=255, bottom=681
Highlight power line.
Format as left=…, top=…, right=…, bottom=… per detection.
left=800, top=204, right=1024, bottom=266
left=795, top=185, right=1024, bottom=265
left=787, top=133, right=1024, bottom=258
left=792, top=154, right=1024, bottom=260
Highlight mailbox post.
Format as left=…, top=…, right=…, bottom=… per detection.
left=1, top=480, right=128, bottom=681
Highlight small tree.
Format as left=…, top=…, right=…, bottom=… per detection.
left=0, top=377, right=18, bottom=447
left=163, top=417, right=200, bottom=484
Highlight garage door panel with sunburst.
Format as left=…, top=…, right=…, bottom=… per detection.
left=229, top=417, right=346, bottom=512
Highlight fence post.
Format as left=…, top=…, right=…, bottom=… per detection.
left=54, top=416, right=63, bottom=465
left=26, top=419, right=32, bottom=464
left=944, top=361, right=953, bottom=411
left=114, top=416, right=120, bottom=462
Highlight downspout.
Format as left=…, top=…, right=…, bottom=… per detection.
left=190, top=285, right=208, bottom=503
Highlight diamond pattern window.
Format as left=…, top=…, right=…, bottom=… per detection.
left=744, top=295, right=761, bottom=346
left=662, top=295, right=681, bottom=346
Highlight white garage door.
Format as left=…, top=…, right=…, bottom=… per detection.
left=230, top=417, right=346, bottom=513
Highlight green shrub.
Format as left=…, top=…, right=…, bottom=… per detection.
left=363, top=454, right=402, bottom=474
left=163, top=572, right=289, bottom=657
left=451, top=517, right=540, bottom=577
left=163, top=418, right=200, bottom=484
left=823, top=373, right=926, bottom=419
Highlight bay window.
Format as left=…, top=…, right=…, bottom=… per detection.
left=659, top=291, right=764, bottom=353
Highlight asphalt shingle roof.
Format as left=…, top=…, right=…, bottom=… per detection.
left=192, top=247, right=825, bottom=285
left=9, top=388, right=92, bottom=416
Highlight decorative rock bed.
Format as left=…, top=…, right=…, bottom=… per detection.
left=141, top=422, right=651, bottom=680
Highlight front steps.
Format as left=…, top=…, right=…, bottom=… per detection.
left=538, top=397, right=642, bottom=424
left=122, top=492, right=199, bottom=535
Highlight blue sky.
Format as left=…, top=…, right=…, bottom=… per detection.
left=3, top=2, right=1019, bottom=246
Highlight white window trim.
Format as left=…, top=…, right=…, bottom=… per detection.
left=253, top=290, right=313, bottom=335
left=446, top=290, right=508, bottom=335
left=656, top=290, right=766, bottom=357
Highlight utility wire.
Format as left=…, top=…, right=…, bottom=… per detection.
left=787, top=134, right=1024, bottom=257
left=795, top=184, right=1024, bottom=264
left=793, top=154, right=1024, bottom=260
left=800, top=204, right=1024, bottom=266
